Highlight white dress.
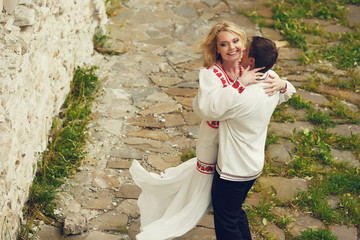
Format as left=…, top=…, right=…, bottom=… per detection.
left=129, top=120, right=219, bottom=240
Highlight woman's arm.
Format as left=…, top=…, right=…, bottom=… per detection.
left=237, top=66, right=265, bottom=86
left=193, top=66, right=261, bottom=120
left=262, top=71, right=296, bottom=104
left=193, top=68, right=239, bottom=120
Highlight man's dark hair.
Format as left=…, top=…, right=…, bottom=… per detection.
left=249, top=36, right=278, bottom=73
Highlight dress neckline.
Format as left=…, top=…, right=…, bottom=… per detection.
left=219, top=60, right=243, bottom=83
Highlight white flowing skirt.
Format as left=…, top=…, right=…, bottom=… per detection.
left=129, top=158, right=214, bottom=240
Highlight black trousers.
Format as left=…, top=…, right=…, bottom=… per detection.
left=211, top=171, right=256, bottom=240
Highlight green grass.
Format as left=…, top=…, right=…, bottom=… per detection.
left=287, top=127, right=360, bottom=176
left=265, top=130, right=280, bottom=150
left=330, top=132, right=360, bottom=153
left=269, top=0, right=360, bottom=73
left=322, top=31, right=360, bottom=69
left=264, top=95, right=359, bottom=237
left=271, top=0, right=340, bottom=51
left=340, top=0, right=360, bottom=5
left=327, top=70, right=360, bottom=92
left=272, top=103, right=296, bottom=123
left=105, top=0, right=126, bottom=16
left=38, top=67, right=99, bottom=188
left=306, top=108, right=335, bottom=127
left=291, top=229, right=337, bottom=240
left=329, top=99, right=360, bottom=124
left=288, top=95, right=311, bottom=110
left=286, top=127, right=360, bottom=227
left=263, top=125, right=360, bottom=229
left=180, top=148, right=196, bottom=162
left=295, top=167, right=360, bottom=226
left=93, top=28, right=113, bottom=54
left=18, top=66, right=100, bottom=240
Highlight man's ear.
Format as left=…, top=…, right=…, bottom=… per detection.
left=250, top=57, right=255, bottom=68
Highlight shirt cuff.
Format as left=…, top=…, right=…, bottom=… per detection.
left=280, top=83, right=287, bottom=94
left=232, top=80, right=245, bottom=93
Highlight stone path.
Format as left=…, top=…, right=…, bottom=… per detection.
left=36, top=0, right=360, bottom=239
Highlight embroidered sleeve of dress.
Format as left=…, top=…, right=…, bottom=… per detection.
left=193, top=67, right=246, bottom=121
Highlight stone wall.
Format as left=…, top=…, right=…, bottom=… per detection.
left=0, top=0, right=106, bottom=238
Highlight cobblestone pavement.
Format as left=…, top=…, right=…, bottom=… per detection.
left=37, top=0, right=360, bottom=239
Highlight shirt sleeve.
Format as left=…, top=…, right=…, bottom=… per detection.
left=193, top=68, right=246, bottom=121
left=278, top=80, right=296, bottom=104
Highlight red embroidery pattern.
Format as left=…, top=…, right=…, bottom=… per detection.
left=216, top=163, right=262, bottom=180
left=239, top=64, right=243, bottom=78
left=232, top=81, right=240, bottom=88
left=212, top=67, right=229, bottom=88
left=232, top=80, right=245, bottom=93
left=197, top=159, right=216, bottom=174
left=207, top=64, right=244, bottom=129
left=207, top=121, right=219, bottom=129
left=212, top=64, right=245, bottom=94
left=221, top=62, right=243, bottom=83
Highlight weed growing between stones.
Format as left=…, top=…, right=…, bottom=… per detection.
left=329, top=99, right=360, bottom=124
left=330, top=132, right=360, bottom=153
left=265, top=130, right=280, bottom=150
left=271, top=0, right=346, bottom=51
left=244, top=0, right=360, bottom=90
left=275, top=97, right=341, bottom=128
left=327, top=70, right=360, bottom=92
left=289, top=128, right=360, bottom=227
left=295, top=172, right=360, bottom=227
left=94, top=0, right=130, bottom=55
left=246, top=195, right=295, bottom=239
left=18, top=67, right=100, bottom=240
left=250, top=123, right=360, bottom=238
left=180, top=148, right=196, bottom=162
left=93, top=28, right=113, bottom=55
left=105, top=0, right=126, bottom=16
left=116, top=225, right=129, bottom=234
left=291, top=228, right=337, bottom=240
left=288, top=95, right=311, bottom=110
left=272, top=103, right=296, bottom=123
left=322, top=31, right=360, bottom=69
left=306, top=108, right=335, bottom=127
left=288, top=128, right=334, bottom=177
left=93, top=26, right=128, bottom=55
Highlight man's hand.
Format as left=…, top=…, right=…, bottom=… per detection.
left=238, top=66, right=265, bottom=86
left=263, top=74, right=287, bottom=96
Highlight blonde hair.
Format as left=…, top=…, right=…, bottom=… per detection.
left=199, top=21, right=247, bottom=68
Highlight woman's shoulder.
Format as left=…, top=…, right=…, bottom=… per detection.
left=201, top=63, right=222, bottom=73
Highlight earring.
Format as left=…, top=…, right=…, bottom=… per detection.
left=216, top=52, right=221, bottom=59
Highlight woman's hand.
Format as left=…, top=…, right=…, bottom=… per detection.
left=238, top=66, right=265, bottom=86
left=263, top=74, right=287, bottom=96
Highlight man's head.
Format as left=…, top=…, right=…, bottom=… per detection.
left=241, top=36, right=278, bottom=73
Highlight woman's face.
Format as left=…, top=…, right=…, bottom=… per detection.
left=240, top=43, right=253, bottom=69
left=216, top=30, right=243, bottom=63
